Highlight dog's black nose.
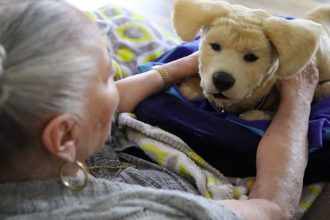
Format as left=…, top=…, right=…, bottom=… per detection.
left=212, top=71, right=235, bottom=92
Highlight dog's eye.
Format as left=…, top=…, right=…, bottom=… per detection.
left=244, top=53, right=259, bottom=62
left=210, top=43, right=221, bottom=51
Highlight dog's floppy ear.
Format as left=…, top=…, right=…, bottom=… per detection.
left=172, top=0, right=231, bottom=41
left=262, top=17, right=320, bottom=78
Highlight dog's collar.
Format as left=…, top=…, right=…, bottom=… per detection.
left=209, top=100, right=226, bottom=114
left=255, top=96, right=268, bottom=110
left=255, top=87, right=274, bottom=110
left=253, top=59, right=279, bottom=110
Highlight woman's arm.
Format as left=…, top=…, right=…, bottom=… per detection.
left=115, top=52, right=199, bottom=113
left=218, top=62, right=319, bottom=220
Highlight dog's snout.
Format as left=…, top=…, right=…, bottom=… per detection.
left=212, top=71, right=235, bottom=92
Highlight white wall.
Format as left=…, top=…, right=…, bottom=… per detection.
left=65, top=0, right=110, bottom=10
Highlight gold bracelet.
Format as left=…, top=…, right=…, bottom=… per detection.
left=152, top=65, right=173, bottom=88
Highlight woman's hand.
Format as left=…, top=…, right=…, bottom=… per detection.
left=243, top=59, right=319, bottom=220
left=116, top=52, right=199, bottom=113
left=276, top=60, right=319, bottom=105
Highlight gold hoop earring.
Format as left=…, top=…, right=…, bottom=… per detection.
left=59, top=160, right=88, bottom=192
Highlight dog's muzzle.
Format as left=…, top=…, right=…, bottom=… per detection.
left=212, top=71, right=235, bottom=99
left=212, top=71, right=235, bottom=92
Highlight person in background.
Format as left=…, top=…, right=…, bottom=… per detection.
left=0, top=0, right=319, bottom=219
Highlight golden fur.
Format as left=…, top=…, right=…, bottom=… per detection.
left=173, top=0, right=330, bottom=120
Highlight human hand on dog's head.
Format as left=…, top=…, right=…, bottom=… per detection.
left=276, top=59, right=319, bottom=105
left=173, top=0, right=322, bottom=113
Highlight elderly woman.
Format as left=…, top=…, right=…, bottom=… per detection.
left=0, top=0, right=319, bottom=219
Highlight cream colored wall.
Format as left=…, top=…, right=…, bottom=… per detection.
left=67, top=0, right=328, bottom=36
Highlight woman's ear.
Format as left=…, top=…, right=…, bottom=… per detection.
left=42, top=114, right=79, bottom=162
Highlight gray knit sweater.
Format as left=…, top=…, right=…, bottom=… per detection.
left=0, top=178, right=242, bottom=220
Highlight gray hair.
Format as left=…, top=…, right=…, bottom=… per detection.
left=0, top=0, right=105, bottom=165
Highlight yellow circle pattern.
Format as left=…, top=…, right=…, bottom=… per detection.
left=117, top=48, right=135, bottom=63
left=142, top=51, right=163, bottom=64
left=116, top=23, right=153, bottom=43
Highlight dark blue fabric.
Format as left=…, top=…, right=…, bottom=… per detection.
left=136, top=39, right=330, bottom=184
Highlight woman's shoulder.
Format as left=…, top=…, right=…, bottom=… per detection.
left=84, top=178, right=242, bottom=220
left=0, top=178, right=242, bottom=220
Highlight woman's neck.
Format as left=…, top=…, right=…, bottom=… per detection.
left=0, top=150, right=79, bottom=183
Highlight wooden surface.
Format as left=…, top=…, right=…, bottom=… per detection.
left=67, top=0, right=330, bottom=36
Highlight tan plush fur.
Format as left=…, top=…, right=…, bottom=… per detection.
left=172, top=0, right=330, bottom=120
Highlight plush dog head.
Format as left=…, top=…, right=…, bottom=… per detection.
left=173, top=0, right=320, bottom=112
